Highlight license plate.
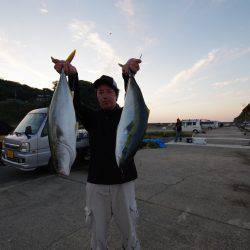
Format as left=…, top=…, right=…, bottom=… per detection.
left=6, top=150, right=14, bottom=158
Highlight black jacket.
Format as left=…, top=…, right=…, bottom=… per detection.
left=175, top=121, right=182, bottom=132
left=68, top=74, right=137, bottom=184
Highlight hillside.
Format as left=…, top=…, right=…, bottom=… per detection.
left=234, top=103, right=250, bottom=124
left=0, top=79, right=52, bottom=102
left=0, top=78, right=98, bottom=128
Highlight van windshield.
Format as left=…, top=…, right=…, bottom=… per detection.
left=14, top=113, right=47, bottom=135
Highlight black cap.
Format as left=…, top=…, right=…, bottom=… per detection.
left=93, top=75, right=119, bottom=92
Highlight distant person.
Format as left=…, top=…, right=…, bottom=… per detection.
left=175, top=118, right=182, bottom=142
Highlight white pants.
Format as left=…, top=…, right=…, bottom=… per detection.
left=85, top=181, right=140, bottom=250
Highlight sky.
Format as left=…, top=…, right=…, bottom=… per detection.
left=0, top=0, right=249, bottom=122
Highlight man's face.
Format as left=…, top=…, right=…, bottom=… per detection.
left=97, top=84, right=117, bottom=110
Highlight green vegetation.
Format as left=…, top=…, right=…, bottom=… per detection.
left=0, top=78, right=98, bottom=127
left=0, top=99, right=48, bottom=127
left=234, top=103, right=250, bottom=125
left=0, top=79, right=52, bottom=102
left=0, top=78, right=53, bottom=126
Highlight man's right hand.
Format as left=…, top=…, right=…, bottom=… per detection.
left=121, top=58, right=142, bottom=76
left=51, top=57, right=77, bottom=76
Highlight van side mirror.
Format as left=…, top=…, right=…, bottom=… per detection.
left=25, top=126, right=32, bottom=135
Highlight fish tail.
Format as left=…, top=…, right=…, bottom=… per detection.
left=66, top=50, right=76, bottom=63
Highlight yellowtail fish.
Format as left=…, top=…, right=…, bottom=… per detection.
left=48, top=50, right=77, bottom=175
left=116, top=74, right=149, bottom=168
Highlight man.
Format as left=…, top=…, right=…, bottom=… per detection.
left=52, top=57, right=142, bottom=249
left=175, top=118, right=182, bottom=142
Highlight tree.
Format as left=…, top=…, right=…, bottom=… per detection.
left=52, top=81, right=58, bottom=91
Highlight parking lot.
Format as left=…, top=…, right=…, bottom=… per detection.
left=0, top=126, right=250, bottom=249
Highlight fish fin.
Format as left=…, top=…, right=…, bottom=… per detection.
left=56, top=126, right=68, bottom=146
left=66, top=49, right=76, bottom=63
left=56, top=126, right=73, bottom=148
left=56, top=126, right=63, bottom=139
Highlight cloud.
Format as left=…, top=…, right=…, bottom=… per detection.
left=168, top=92, right=198, bottom=106
left=142, top=37, right=158, bottom=49
left=135, top=36, right=159, bottom=54
left=221, top=47, right=250, bottom=61
left=155, top=46, right=250, bottom=95
left=115, top=0, right=134, bottom=16
left=69, top=19, right=121, bottom=75
left=215, top=89, right=250, bottom=99
left=148, top=45, right=250, bottom=116
left=0, top=32, right=49, bottom=83
left=156, top=49, right=220, bottom=94
left=40, top=8, right=48, bottom=14
left=115, top=0, right=158, bottom=49
left=70, top=20, right=95, bottom=41
left=40, top=3, right=48, bottom=15
left=211, top=77, right=250, bottom=88
left=115, top=0, right=137, bottom=33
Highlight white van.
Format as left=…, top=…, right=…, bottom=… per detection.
left=181, top=119, right=203, bottom=133
left=1, top=108, right=89, bottom=171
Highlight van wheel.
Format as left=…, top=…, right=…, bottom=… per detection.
left=193, top=129, right=198, bottom=134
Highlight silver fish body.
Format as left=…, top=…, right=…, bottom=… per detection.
left=48, top=70, right=77, bottom=176
left=116, top=76, right=149, bottom=167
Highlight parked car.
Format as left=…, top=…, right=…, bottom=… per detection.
left=181, top=119, right=203, bottom=133
left=201, top=121, right=214, bottom=130
left=201, top=120, right=220, bottom=130
left=1, top=108, right=89, bottom=171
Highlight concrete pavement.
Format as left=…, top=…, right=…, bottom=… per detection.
left=0, top=126, right=250, bottom=249
left=169, top=125, right=250, bottom=148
